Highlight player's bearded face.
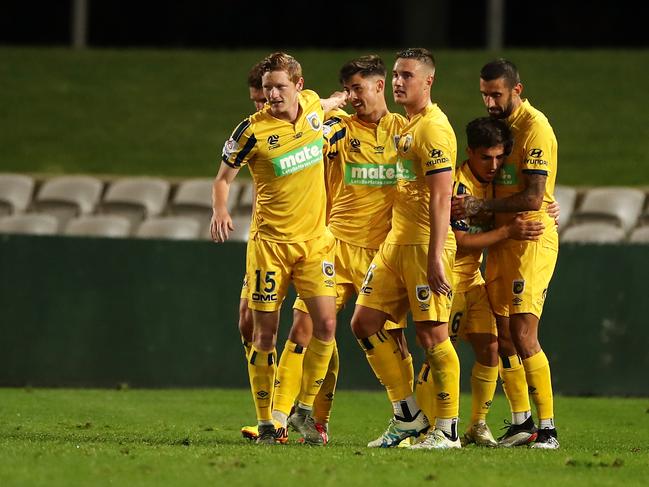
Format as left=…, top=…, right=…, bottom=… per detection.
left=480, top=78, right=514, bottom=119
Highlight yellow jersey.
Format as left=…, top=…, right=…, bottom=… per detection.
left=451, top=161, right=494, bottom=293
left=495, top=99, right=558, bottom=231
left=324, top=111, right=407, bottom=249
left=222, top=90, right=327, bottom=243
left=387, top=103, right=457, bottom=247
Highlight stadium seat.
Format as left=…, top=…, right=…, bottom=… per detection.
left=560, top=222, right=626, bottom=244
left=629, top=226, right=649, bottom=244
left=64, top=215, right=132, bottom=238
left=571, top=187, right=645, bottom=232
left=169, top=178, right=241, bottom=225
left=553, top=185, right=578, bottom=231
left=33, top=175, right=104, bottom=229
left=100, top=177, right=170, bottom=227
left=0, top=214, right=59, bottom=236
left=135, top=216, right=201, bottom=240
left=638, top=199, right=649, bottom=226
left=0, top=173, right=35, bottom=216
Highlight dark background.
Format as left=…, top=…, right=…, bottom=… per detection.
left=2, top=0, right=646, bottom=48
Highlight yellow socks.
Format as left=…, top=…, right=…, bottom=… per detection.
left=297, top=337, right=335, bottom=409
left=358, top=328, right=411, bottom=402
left=415, top=363, right=436, bottom=422
left=401, top=353, right=414, bottom=393
left=272, top=340, right=306, bottom=416
left=470, top=362, right=498, bottom=424
left=247, top=346, right=277, bottom=422
left=523, top=350, right=554, bottom=422
left=425, top=338, right=460, bottom=420
left=499, top=353, right=531, bottom=417
left=312, top=341, right=339, bottom=425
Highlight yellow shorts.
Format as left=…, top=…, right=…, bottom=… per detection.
left=356, top=242, right=455, bottom=323
left=293, top=238, right=406, bottom=330
left=246, top=231, right=337, bottom=312
left=485, top=229, right=558, bottom=319
left=448, top=283, right=497, bottom=344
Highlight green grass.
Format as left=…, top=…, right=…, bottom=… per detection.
left=1, top=48, right=648, bottom=185
left=1, top=389, right=647, bottom=486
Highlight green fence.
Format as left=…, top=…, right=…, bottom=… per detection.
left=1, top=235, right=647, bottom=395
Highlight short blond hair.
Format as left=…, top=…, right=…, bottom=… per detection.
left=259, top=52, right=303, bottom=84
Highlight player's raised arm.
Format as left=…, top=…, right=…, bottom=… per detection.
left=210, top=162, right=239, bottom=243
left=320, top=90, right=348, bottom=113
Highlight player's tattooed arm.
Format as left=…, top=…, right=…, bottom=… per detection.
left=451, top=173, right=546, bottom=219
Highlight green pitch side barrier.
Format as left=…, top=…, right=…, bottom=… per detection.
left=0, top=235, right=647, bottom=396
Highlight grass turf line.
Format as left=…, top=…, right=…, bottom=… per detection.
left=0, top=388, right=647, bottom=486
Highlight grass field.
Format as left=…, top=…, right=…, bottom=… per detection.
left=1, top=388, right=647, bottom=486
left=2, top=48, right=649, bottom=185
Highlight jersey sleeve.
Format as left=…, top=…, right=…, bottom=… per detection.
left=521, top=123, right=554, bottom=176
left=221, top=117, right=257, bottom=168
left=415, top=121, right=455, bottom=176
left=322, top=115, right=347, bottom=159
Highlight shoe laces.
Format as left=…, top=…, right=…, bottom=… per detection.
left=496, top=420, right=515, bottom=440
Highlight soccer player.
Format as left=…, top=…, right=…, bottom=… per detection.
left=238, top=61, right=266, bottom=363
left=449, top=117, right=545, bottom=447
left=275, top=55, right=411, bottom=444
left=212, top=52, right=342, bottom=445
left=351, top=48, right=461, bottom=449
left=452, top=59, right=560, bottom=449
left=237, top=61, right=349, bottom=445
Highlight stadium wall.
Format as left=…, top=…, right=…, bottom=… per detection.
left=1, top=235, right=647, bottom=396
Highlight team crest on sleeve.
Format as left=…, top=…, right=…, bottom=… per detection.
left=306, top=112, right=322, bottom=131
left=222, top=137, right=239, bottom=158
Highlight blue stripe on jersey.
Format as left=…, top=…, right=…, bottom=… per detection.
left=324, top=116, right=342, bottom=126
left=232, top=119, right=251, bottom=142
left=233, top=134, right=257, bottom=167
left=222, top=155, right=237, bottom=168
left=522, top=169, right=548, bottom=176
left=425, top=166, right=452, bottom=176
left=328, top=126, right=346, bottom=145
left=451, top=182, right=469, bottom=230
left=451, top=219, right=469, bottom=231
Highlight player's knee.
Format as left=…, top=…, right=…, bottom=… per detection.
left=497, top=334, right=517, bottom=358
left=475, top=337, right=499, bottom=367
left=288, top=310, right=313, bottom=347
left=313, top=315, right=336, bottom=341
left=253, top=329, right=276, bottom=352
left=350, top=312, right=369, bottom=339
